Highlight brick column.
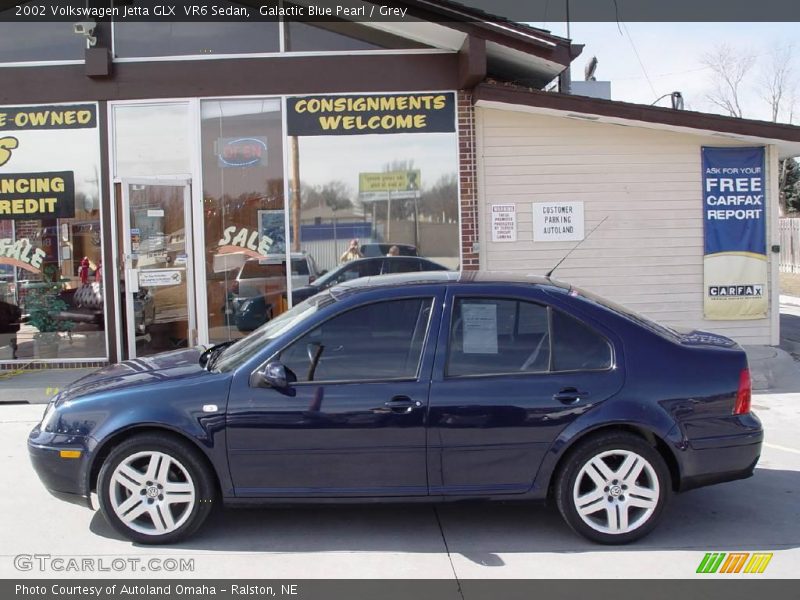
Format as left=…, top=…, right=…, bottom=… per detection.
left=458, top=90, right=479, bottom=270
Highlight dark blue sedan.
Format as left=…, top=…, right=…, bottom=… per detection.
left=28, top=272, right=762, bottom=545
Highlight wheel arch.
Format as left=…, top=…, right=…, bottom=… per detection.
left=87, top=425, right=221, bottom=497
left=544, top=423, right=682, bottom=499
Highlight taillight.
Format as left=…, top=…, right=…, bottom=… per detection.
left=232, top=280, right=239, bottom=294
left=734, top=368, right=751, bottom=415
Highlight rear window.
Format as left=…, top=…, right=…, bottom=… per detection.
left=240, top=261, right=286, bottom=279
left=568, top=286, right=680, bottom=342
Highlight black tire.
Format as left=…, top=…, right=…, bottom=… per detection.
left=97, top=433, right=216, bottom=544
left=554, top=432, right=671, bottom=544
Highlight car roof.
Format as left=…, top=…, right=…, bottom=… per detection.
left=245, top=253, right=307, bottom=264
left=329, top=271, right=570, bottom=298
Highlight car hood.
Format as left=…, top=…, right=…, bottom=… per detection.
left=57, top=347, right=208, bottom=404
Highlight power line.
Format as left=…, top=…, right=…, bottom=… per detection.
left=620, top=22, right=658, bottom=98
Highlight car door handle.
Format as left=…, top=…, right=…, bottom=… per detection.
left=384, top=396, right=422, bottom=414
left=553, top=388, right=589, bottom=404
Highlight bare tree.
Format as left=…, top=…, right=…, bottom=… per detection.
left=760, top=43, right=797, bottom=123
left=701, top=44, right=755, bottom=118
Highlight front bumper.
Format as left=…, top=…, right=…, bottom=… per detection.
left=28, top=425, right=94, bottom=509
left=677, top=412, right=763, bottom=492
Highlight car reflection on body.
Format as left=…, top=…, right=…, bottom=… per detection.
left=29, top=272, right=762, bottom=545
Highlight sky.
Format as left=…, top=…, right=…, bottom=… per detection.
left=530, top=22, right=798, bottom=124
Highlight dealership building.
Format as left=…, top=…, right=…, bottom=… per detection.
left=1, top=1, right=800, bottom=368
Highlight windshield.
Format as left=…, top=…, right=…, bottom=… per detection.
left=213, top=292, right=335, bottom=372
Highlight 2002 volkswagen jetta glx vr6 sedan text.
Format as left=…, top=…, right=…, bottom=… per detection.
left=29, top=272, right=762, bottom=545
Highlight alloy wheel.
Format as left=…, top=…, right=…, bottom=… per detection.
left=108, top=451, right=196, bottom=536
left=572, top=449, right=660, bottom=535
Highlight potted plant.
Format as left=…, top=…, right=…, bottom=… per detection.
left=24, top=268, right=74, bottom=359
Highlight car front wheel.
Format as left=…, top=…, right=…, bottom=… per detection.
left=555, top=432, right=670, bottom=544
left=97, top=433, right=216, bottom=544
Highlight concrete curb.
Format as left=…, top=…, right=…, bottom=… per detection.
left=780, top=294, right=800, bottom=307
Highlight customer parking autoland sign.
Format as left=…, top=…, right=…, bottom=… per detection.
left=702, top=147, right=767, bottom=320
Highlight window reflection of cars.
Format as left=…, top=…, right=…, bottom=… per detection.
left=360, top=243, right=417, bottom=258
left=227, top=253, right=320, bottom=331
left=234, top=256, right=449, bottom=332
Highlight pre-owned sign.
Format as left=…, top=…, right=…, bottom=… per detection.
left=0, top=104, right=96, bottom=131
left=0, top=171, right=75, bottom=219
left=702, top=146, right=768, bottom=319
left=287, top=93, right=455, bottom=136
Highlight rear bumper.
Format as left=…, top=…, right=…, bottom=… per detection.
left=28, top=425, right=93, bottom=509
left=676, top=413, right=763, bottom=492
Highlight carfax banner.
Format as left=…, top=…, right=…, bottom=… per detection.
left=702, top=146, right=767, bottom=319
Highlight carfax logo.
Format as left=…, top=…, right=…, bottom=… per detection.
left=708, top=284, right=764, bottom=297
left=696, top=552, right=772, bottom=574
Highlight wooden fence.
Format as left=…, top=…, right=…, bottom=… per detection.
left=780, top=218, right=800, bottom=273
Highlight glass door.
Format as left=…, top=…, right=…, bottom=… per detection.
left=120, top=178, right=195, bottom=358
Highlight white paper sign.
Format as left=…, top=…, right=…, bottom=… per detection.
left=491, top=204, right=517, bottom=242
left=533, top=202, right=585, bottom=242
left=147, top=209, right=165, bottom=217
left=462, top=303, right=498, bottom=354
left=139, top=269, right=183, bottom=287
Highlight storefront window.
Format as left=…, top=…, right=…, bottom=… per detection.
left=0, top=103, right=106, bottom=361
left=285, top=92, right=460, bottom=291
left=0, top=19, right=84, bottom=63
left=201, top=99, right=286, bottom=343
left=284, top=21, right=432, bottom=52
left=113, top=103, right=191, bottom=177
left=113, top=1, right=279, bottom=58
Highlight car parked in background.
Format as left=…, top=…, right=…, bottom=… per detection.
left=360, top=243, right=417, bottom=258
left=234, top=256, right=449, bottom=331
left=30, top=272, right=762, bottom=545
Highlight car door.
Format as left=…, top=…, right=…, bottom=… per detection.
left=225, top=290, right=442, bottom=497
left=426, top=286, right=624, bottom=496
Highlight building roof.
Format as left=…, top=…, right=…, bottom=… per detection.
left=356, top=0, right=580, bottom=87
left=473, top=81, right=800, bottom=158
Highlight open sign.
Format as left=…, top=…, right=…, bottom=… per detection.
left=216, top=137, right=268, bottom=168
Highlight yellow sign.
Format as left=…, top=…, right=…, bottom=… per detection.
left=359, top=170, right=421, bottom=193
left=287, top=94, right=455, bottom=136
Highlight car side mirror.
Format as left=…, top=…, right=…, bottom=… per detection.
left=250, top=361, right=297, bottom=395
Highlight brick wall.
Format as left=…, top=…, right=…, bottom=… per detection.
left=458, top=90, right=479, bottom=270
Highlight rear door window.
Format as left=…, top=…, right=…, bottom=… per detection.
left=445, top=297, right=612, bottom=377
left=447, top=298, right=550, bottom=376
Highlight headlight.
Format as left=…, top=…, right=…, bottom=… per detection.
left=41, top=399, right=58, bottom=432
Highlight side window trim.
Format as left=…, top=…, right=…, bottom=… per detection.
left=254, top=296, right=437, bottom=385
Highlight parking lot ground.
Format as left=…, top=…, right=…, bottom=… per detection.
left=2, top=391, right=798, bottom=579
left=0, top=368, right=95, bottom=405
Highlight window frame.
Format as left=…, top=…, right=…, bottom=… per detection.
left=443, top=294, right=615, bottom=380
left=261, top=295, right=437, bottom=386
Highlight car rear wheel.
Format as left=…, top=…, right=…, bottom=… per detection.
left=97, top=433, right=216, bottom=544
left=555, top=432, right=670, bottom=544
